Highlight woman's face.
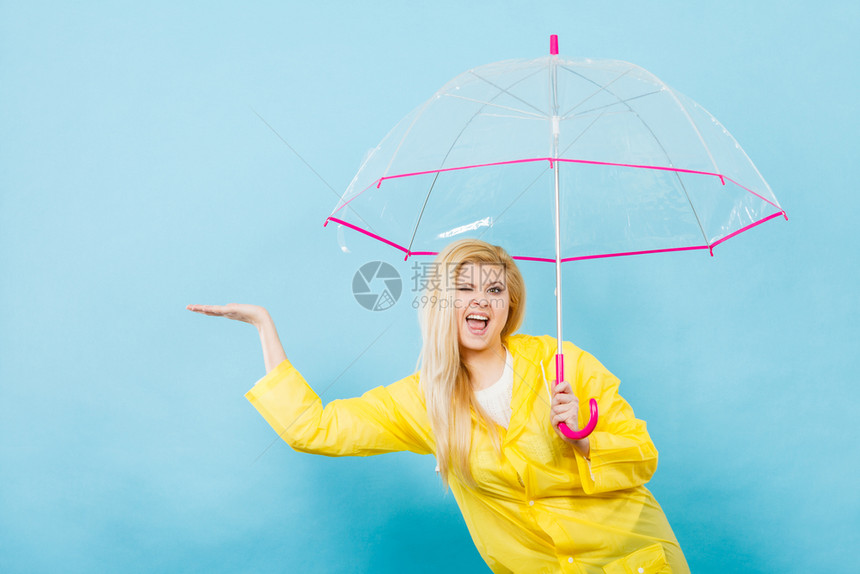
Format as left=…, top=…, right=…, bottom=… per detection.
left=454, top=263, right=510, bottom=356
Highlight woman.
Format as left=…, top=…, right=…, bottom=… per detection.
left=187, top=239, right=689, bottom=573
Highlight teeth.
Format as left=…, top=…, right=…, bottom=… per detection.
left=466, top=314, right=489, bottom=321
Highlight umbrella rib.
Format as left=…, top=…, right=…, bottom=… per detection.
left=467, top=69, right=549, bottom=117
left=557, top=65, right=634, bottom=118
left=617, top=105, right=713, bottom=249
left=476, top=165, right=550, bottom=244
left=673, top=171, right=711, bottom=248
left=404, top=68, right=552, bottom=256
left=557, top=104, right=712, bottom=248
left=555, top=67, right=713, bottom=248
left=658, top=84, right=721, bottom=175
left=558, top=105, right=711, bottom=250
left=404, top=170, right=442, bottom=257
left=624, top=62, right=723, bottom=177
left=473, top=66, right=599, bottom=242
left=473, top=110, right=609, bottom=255
left=383, top=67, right=544, bottom=189
left=691, top=101, right=781, bottom=210
left=384, top=93, right=440, bottom=179
left=562, top=89, right=664, bottom=120
left=657, top=75, right=782, bottom=211
left=478, top=112, right=545, bottom=120
left=443, top=93, right=547, bottom=119
left=563, top=66, right=775, bottom=225
left=559, top=108, right=613, bottom=155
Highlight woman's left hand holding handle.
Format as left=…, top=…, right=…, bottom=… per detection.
left=551, top=380, right=590, bottom=458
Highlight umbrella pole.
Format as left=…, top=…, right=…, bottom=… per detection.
left=550, top=37, right=565, bottom=388
left=550, top=34, right=598, bottom=440
left=553, top=155, right=598, bottom=441
left=553, top=161, right=564, bottom=382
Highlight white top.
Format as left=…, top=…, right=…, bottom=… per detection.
left=473, top=347, right=514, bottom=429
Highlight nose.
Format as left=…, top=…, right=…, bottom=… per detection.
left=470, top=296, right=488, bottom=308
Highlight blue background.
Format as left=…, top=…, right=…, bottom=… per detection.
left=1, top=1, right=857, bottom=572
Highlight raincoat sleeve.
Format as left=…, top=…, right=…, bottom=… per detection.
left=564, top=341, right=659, bottom=494
left=245, top=358, right=434, bottom=457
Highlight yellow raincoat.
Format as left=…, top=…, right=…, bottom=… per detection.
left=245, top=333, right=689, bottom=573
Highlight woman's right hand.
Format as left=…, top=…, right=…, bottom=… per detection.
left=186, top=303, right=269, bottom=328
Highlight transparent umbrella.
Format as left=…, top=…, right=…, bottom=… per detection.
left=326, top=35, right=786, bottom=439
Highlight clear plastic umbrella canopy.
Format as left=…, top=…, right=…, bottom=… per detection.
left=327, top=41, right=785, bottom=262
left=326, top=36, right=786, bottom=439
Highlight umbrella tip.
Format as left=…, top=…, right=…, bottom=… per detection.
left=550, top=34, right=558, bottom=55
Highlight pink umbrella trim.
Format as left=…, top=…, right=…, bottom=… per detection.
left=325, top=210, right=786, bottom=262
left=328, top=157, right=781, bottom=220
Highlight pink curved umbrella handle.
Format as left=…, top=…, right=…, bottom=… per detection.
left=556, top=397, right=598, bottom=440
left=554, top=353, right=598, bottom=439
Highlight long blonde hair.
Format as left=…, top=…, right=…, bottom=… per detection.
left=417, top=239, right=526, bottom=488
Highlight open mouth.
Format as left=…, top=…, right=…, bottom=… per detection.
left=465, top=313, right=489, bottom=335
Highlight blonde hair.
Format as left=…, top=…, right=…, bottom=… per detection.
left=417, top=239, right=526, bottom=488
